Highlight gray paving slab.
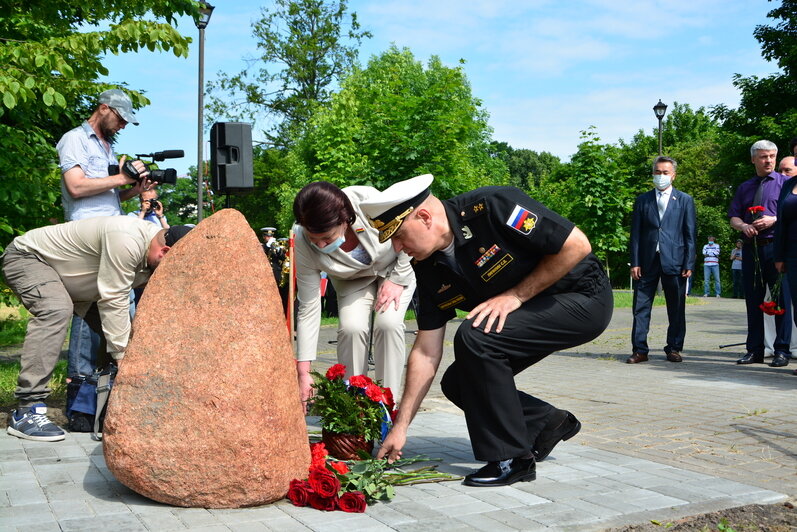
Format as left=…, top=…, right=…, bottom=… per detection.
left=0, top=297, right=794, bottom=531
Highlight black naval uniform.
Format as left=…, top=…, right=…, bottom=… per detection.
left=412, top=186, right=613, bottom=462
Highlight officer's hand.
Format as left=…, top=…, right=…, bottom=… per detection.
left=376, top=427, right=406, bottom=463
left=631, top=266, right=642, bottom=281
left=375, top=279, right=404, bottom=312
left=466, top=293, right=522, bottom=334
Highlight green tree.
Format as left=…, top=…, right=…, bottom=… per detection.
left=711, top=0, right=797, bottom=183
left=488, top=141, right=561, bottom=190
left=206, top=0, right=370, bottom=147
left=282, top=46, right=508, bottom=224
left=0, top=0, right=198, bottom=250
left=533, top=128, right=633, bottom=280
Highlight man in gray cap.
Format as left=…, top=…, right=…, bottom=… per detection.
left=361, top=175, right=613, bottom=487
left=56, top=88, right=155, bottom=386
left=2, top=217, right=191, bottom=441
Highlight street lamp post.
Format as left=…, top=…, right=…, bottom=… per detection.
left=195, top=1, right=214, bottom=223
left=653, top=99, right=667, bottom=156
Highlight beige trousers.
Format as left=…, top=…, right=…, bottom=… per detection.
left=335, top=276, right=416, bottom=397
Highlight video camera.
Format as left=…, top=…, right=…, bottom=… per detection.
left=108, top=150, right=184, bottom=185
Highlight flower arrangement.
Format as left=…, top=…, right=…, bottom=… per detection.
left=287, top=442, right=458, bottom=512
left=309, top=364, right=397, bottom=445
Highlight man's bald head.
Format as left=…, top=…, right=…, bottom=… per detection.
left=779, top=156, right=796, bottom=177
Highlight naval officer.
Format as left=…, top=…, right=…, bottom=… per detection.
left=362, top=174, right=613, bottom=486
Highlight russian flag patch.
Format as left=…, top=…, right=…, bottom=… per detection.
left=506, top=205, right=538, bottom=234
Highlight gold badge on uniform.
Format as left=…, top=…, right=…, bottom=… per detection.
left=481, top=253, right=513, bottom=282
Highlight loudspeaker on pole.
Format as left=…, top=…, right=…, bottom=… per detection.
left=210, top=122, right=254, bottom=193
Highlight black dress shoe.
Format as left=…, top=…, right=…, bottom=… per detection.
left=533, top=409, right=581, bottom=461
left=737, top=353, right=764, bottom=364
left=463, top=457, right=536, bottom=487
left=770, top=353, right=789, bottom=367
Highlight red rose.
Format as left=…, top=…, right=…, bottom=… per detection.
left=310, top=442, right=328, bottom=467
left=349, top=375, right=372, bottom=388
left=329, top=461, right=349, bottom=475
left=308, top=468, right=341, bottom=498
left=773, top=308, right=786, bottom=315
left=287, top=479, right=312, bottom=507
left=326, top=364, right=346, bottom=380
left=364, top=383, right=383, bottom=402
left=309, top=492, right=338, bottom=511
left=338, top=491, right=367, bottom=513
left=390, top=408, right=399, bottom=422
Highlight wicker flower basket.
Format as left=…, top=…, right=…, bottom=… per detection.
left=321, top=429, right=374, bottom=460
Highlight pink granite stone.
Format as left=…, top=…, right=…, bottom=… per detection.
left=103, top=209, right=309, bottom=508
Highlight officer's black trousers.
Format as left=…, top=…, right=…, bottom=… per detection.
left=440, top=280, right=613, bottom=462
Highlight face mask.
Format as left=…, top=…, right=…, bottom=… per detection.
left=312, top=236, right=345, bottom=254
left=652, top=174, right=672, bottom=190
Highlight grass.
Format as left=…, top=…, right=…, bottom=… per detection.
left=0, top=359, right=67, bottom=409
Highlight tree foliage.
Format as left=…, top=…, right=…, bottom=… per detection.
left=282, top=46, right=507, bottom=221
left=206, top=0, right=370, bottom=147
left=0, top=0, right=199, bottom=251
left=488, top=141, right=561, bottom=190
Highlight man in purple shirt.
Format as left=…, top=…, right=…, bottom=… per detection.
left=728, top=140, right=791, bottom=367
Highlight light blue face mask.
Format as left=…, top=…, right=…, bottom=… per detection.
left=312, top=235, right=345, bottom=254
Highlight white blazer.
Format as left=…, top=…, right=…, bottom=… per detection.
left=293, top=186, right=414, bottom=361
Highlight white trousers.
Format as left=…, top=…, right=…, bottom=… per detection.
left=335, top=277, right=415, bottom=397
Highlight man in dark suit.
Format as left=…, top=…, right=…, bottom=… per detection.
left=628, top=156, right=697, bottom=363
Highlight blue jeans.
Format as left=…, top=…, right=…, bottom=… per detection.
left=66, top=314, right=101, bottom=378
left=703, top=264, right=721, bottom=296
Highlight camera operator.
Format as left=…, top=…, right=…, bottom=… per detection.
left=56, top=88, right=155, bottom=388
left=129, top=189, right=170, bottom=229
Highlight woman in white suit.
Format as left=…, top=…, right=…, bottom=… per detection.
left=293, top=182, right=416, bottom=404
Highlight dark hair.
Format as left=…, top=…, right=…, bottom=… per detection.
left=293, top=182, right=356, bottom=234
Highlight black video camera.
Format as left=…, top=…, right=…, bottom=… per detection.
left=108, top=150, right=184, bottom=185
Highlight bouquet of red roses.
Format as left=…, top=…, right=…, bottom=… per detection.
left=287, top=442, right=458, bottom=512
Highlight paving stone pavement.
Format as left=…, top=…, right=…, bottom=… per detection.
left=1, top=296, right=795, bottom=531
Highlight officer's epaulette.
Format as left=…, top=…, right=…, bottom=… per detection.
left=460, top=197, right=489, bottom=221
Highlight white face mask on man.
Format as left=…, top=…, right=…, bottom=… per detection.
left=652, top=174, right=672, bottom=190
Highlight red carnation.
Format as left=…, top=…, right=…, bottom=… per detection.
left=326, top=364, right=346, bottom=380
left=773, top=308, right=786, bottom=315
left=308, top=467, right=341, bottom=498
left=338, top=491, right=367, bottom=513
left=309, top=492, right=338, bottom=511
left=748, top=205, right=765, bottom=214
left=329, top=461, right=349, bottom=475
left=365, top=383, right=383, bottom=402
left=382, top=387, right=395, bottom=410
left=349, top=375, right=372, bottom=388
left=287, top=479, right=312, bottom=507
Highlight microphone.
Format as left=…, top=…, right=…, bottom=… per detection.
left=136, top=150, right=185, bottom=161
left=152, top=150, right=184, bottom=161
